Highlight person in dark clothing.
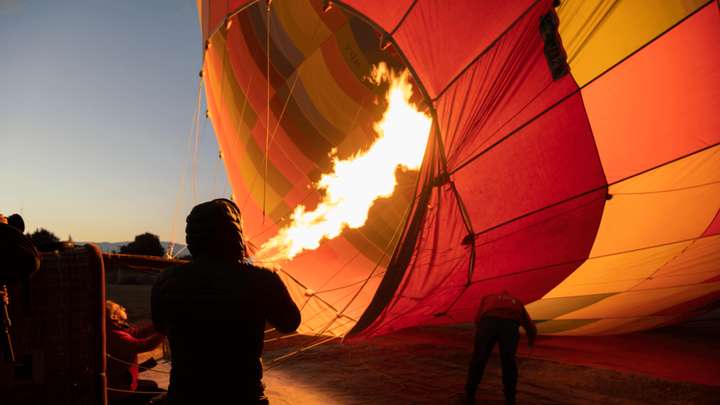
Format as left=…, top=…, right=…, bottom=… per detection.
left=0, top=213, right=40, bottom=363
left=152, top=199, right=301, bottom=404
left=7, top=214, right=26, bottom=234
left=464, top=291, right=537, bottom=405
left=106, top=300, right=165, bottom=404
left=0, top=213, right=40, bottom=282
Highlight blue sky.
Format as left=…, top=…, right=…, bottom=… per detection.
left=0, top=0, right=228, bottom=243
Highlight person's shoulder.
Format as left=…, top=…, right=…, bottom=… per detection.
left=0, top=222, right=26, bottom=242
left=109, top=327, right=132, bottom=339
left=243, top=262, right=276, bottom=277
left=154, top=261, right=192, bottom=286
left=242, top=262, right=284, bottom=284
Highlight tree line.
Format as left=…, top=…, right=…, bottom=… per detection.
left=28, top=228, right=166, bottom=257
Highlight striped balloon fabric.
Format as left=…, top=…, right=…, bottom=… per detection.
left=197, top=0, right=720, bottom=339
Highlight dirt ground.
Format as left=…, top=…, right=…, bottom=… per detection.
left=109, top=284, right=720, bottom=404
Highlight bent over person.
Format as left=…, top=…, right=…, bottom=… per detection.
left=152, top=199, right=301, bottom=404
left=465, top=290, right=537, bottom=405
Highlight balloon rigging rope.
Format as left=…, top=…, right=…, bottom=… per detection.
left=237, top=13, right=343, bottom=222
left=260, top=202, right=413, bottom=371
left=212, top=27, right=235, bottom=199
left=256, top=202, right=412, bottom=370
left=267, top=18, right=324, bottom=151
left=260, top=145, right=427, bottom=357
left=247, top=12, right=345, bottom=228
left=169, top=78, right=203, bottom=258
left=191, top=81, right=202, bottom=204
left=263, top=1, right=271, bottom=224
left=106, top=354, right=171, bottom=374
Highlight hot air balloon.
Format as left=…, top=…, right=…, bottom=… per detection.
left=196, top=0, right=720, bottom=340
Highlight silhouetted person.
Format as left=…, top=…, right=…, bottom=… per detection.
left=0, top=213, right=40, bottom=363
left=465, top=291, right=537, bottom=405
left=0, top=213, right=39, bottom=281
left=7, top=214, right=25, bottom=234
left=106, top=300, right=165, bottom=404
left=152, top=199, right=301, bottom=404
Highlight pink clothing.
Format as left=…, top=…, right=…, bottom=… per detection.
left=107, top=323, right=163, bottom=398
left=474, top=292, right=537, bottom=343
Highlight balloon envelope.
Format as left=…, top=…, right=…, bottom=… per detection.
left=198, top=0, right=720, bottom=338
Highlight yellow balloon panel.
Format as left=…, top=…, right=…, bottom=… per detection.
left=544, top=241, right=691, bottom=298
left=589, top=146, right=720, bottom=258
left=527, top=293, right=613, bottom=320
left=634, top=235, right=720, bottom=290
left=298, top=52, right=367, bottom=137
left=273, top=0, right=334, bottom=58
left=536, top=147, right=720, bottom=333
left=545, top=316, right=675, bottom=336
left=557, top=282, right=720, bottom=320
left=558, top=0, right=708, bottom=86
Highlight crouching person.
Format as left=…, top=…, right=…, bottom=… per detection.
left=152, top=199, right=301, bottom=404
left=465, top=290, right=537, bottom=405
left=106, top=300, right=165, bottom=404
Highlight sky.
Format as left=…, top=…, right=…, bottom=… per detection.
left=0, top=0, right=229, bottom=243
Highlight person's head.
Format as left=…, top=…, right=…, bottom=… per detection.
left=185, top=198, right=248, bottom=260
left=8, top=214, right=25, bottom=233
left=0, top=214, right=7, bottom=224
left=106, top=300, right=129, bottom=329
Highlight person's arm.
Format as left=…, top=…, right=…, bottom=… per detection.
left=113, top=329, right=165, bottom=354
left=150, top=276, right=168, bottom=336
left=129, top=320, right=158, bottom=338
left=265, top=271, right=301, bottom=333
left=474, top=295, right=489, bottom=323
left=520, top=306, right=537, bottom=347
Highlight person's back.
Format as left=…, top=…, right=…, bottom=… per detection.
left=152, top=199, right=300, bottom=404
left=474, top=292, right=535, bottom=332
left=465, top=291, right=536, bottom=405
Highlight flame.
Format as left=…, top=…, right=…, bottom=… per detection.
left=256, top=63, right=432, bottom=263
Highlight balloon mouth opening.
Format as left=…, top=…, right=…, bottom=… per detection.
left=202, top=0, right=436, bottom=338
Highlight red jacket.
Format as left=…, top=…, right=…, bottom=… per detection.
left=475, top=292, right=537, bottom=344
left=107, top=322, right=164, bottom=398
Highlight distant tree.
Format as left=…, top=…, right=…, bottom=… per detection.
left=119, top=232, right=165, bottom=257
left=28, top=228, right=60, bottom=249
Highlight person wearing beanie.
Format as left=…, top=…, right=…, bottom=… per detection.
left=7, top=214, right=25, bottom=234
left=151, top=199, right=301, bottom=404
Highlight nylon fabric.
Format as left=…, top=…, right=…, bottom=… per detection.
left=582, top=2, right=720, bottom=183
left=557, top=0, right=710, bottom=86
left=198, top=0, right=720, bottom=340
left=202, top=0, right=417, bottom=336
left=391, top=0, right=537, bottom=97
